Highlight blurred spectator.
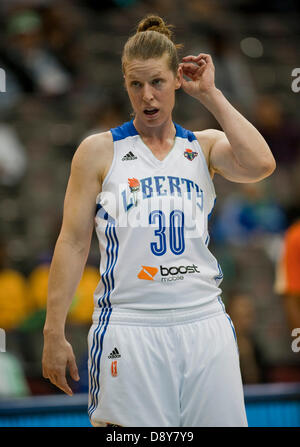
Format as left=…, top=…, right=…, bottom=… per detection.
left=0, top=123, right=27, bottom=186
left=254, top=96, right=300, bottom=166
left=212, top=182, right=286, bottom=245
left=39, top=0, right=85, bottom=73
left=207, top=29, right=257, bottom=114
left=235, top=0, right=300, bottom=14
left=23, top=261, right=99, bottom=330
left=5, top=9, right=73, bottom=96
left=21, top=261, right=49, bottom=331
left=0, top=351, right=30, bottom=398
left=84, top=99, right=127, bottom=138
left=0, top=239, right=31, bottom=398
left=0, top=53, right=30, bottom=113
left=17, top=260, right=99, bottom=393
left=81, top=0, right=139, bottom=10
left=226, top=292, right=266, bottom=384
left=185, top=0, right=224, bottom=23
left=67, top=265, right=99, bottom=325
left=0, top=240, right=29, bottom=331
left=274, top=219, right=300, bottom=332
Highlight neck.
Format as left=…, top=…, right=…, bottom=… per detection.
left=133, top=116, right=176, bottom=142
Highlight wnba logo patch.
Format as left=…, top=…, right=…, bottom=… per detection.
left=138, top=266, right=158, bottom=280
left=184, top=149, right=198, bottom=161
left=111, top=360, right=118, bottom=377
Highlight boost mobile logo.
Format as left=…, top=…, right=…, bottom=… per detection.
left=138, top=266, right=158, bottom=280
left=160, top=264, right=200, bottom=282
left=160, top=264, right=200, bottom=275
left=138, top=264, right=200, bottom=282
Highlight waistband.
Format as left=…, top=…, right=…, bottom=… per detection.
left=92, top=300, right=225, bottom=326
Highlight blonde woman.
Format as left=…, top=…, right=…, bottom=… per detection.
left=42, top=15, right=275, bottom=427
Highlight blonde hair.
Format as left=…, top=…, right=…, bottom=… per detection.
left=122, top=15, right=183, bottom=76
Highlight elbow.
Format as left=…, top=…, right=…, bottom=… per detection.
left=257, top=152, right=276, bottom=179
left=263, top=156, right=276, bottom=177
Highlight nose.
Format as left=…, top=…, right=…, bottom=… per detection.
left=142, top=83, right=154, bottom=102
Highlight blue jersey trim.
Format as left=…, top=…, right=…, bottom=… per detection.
left=174, top=122, right=197, bottom=142
left=95, top=203, right=116, bottom=225
left=110, top=119, right=197, bottom=142
left=208, top=198, right=216, bottom=221
left=110, top=120, right=139, bottom=141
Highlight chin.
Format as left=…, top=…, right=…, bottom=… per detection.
left=139, top=112, right=170, bottom=127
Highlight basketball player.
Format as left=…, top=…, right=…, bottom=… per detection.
left=42, top=15, right=276, bottom=426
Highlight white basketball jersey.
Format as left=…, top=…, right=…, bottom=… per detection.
left=93, top=120, right=224, bottom=315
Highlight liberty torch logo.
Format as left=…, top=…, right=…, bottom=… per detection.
left=128, top=177, right=140, bottom=206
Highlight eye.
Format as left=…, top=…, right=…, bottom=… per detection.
left=131, top=81, right=141, bottom=88
left=152, top=78, right=162, bottom=86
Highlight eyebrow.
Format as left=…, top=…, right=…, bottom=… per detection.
left=127, top=71, right=164, bottom=80
left=150, top=72, right=163, bottom=77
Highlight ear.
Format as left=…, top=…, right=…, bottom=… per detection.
left=175, top=65, right=183, bottom=90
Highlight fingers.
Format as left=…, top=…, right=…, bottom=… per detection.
left=182, top=53, right=212, bottom=65
left=182, top=53, right=211, bottom=61
left=51, top=373, right=74, bottom=396
left=180, top=62, right=206, bottom=74
left=179, top=62, right=199, bottom=73
left=42, top=355, right=79, bottom=395
left=44, top=369, right=74, bottom=396
left=68, top=356, right=80, bottom=382
left=179, top=62, right=206, bottom=81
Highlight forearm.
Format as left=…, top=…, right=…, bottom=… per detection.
left=43, top=237, right=90, bottom=337
left=200, top=88, right=275, bottom=173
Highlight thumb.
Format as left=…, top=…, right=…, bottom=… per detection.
left=68, top=355, right=80, bottom=381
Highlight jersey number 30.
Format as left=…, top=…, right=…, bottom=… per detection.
left=149, top=210, right=185, bottom=256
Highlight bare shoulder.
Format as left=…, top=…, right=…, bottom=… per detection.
left=72, top=131, right=113, bottom=184
left=193, top=129, right=225, bottom=176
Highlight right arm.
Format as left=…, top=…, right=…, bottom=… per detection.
left=42, top=132, right=112, bottom=395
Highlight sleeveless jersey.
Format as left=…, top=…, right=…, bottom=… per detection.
left=93, top=119, right=224, bottom=315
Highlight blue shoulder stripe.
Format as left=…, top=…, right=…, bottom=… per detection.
left=110, top=120, right=138, bottom=142
left=174, top=122, right=197, bottom=142
left=111, top=120, right=197, bottom=142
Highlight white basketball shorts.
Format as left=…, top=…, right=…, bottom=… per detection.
left=87, top=307, right=248, bottom=427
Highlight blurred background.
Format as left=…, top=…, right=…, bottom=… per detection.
left=0, top=0, right=299, bottom=409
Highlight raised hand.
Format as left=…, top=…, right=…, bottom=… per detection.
left=179, top=53, right=216, bottom=102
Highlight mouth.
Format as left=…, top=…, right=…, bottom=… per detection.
left=143, top=108, right=159, bottom=117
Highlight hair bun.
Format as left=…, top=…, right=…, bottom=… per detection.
left=137, top=15, right=173, bottom=40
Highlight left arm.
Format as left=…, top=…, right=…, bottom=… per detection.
left=180, top=54, right=276, bottom=182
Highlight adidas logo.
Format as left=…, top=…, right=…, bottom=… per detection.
left=108, top=347, right=121, bottom=359
left=122, top=151, right=137, bottom=161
